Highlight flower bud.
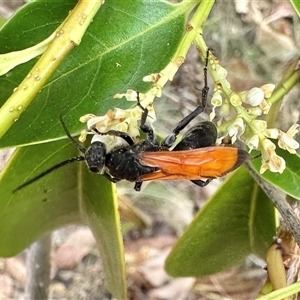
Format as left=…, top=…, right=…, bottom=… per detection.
left=245, top=87, right=264, bottom=106
left=246, top=106, right=263, bottom=117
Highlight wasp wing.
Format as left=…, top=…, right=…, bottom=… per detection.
left=138, top=147, right=249, bottom=181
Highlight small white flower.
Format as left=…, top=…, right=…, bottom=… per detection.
left=114, top=89, right=140, bottom=101
left=260, top=152, right=286, bottom=174
left=261, top=138, right=276, bottom=162
left=259, top=139, right=286, bottom=174
left=80, top=111, right=115, bottom=133
left=216, top=65, right=228, bottom=79
left=229, top=93, right=242, bottom=106
left=79, top=129, right=88, bottom=142
left=79, top=90, right=157, bottom=150
left=246, top=134, right=259, bottom=151
left=260, top=84, right=275, bottom=99
left=210, top=91, right=223, bottom=120
left=219, top=101, right=231, bottom=118
left=143, top=73, right=160, bottom=82
left=265, top=124, right=299, bottom=154
left=268, top=153, right=286, bottom=174
left=227, top=117, right=245, bottom=144
left=286, top=124, right=299, bottom=137
left=265, top=128, right=279, bottom=139
left=79, top=114, right=97, bottom=123
left=278, top=126, right=299, bottom=154
left=260, top=99, right=272, bottom=114
left=251, top=119, right=267, bottom=133
left=215, top=135, right=226, bottom=145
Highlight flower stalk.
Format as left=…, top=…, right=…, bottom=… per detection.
left=194, top=34, right=299, bottom=175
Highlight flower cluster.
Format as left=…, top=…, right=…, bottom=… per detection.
left=79, top=56, right=185, bottom=152
left=78, top=52, right=299, bottom=176
left=211, top=78, right=299, bottom=174
left=79, top=90, right=156, bottom=151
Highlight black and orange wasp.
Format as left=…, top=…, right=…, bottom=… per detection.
left=15, top=49, right=249, bottom=192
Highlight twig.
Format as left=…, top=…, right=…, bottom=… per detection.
left=246, top=163, right=300, bottom=247
left=0, top=1, right=103, bottom=139
left=24, top=234, right=52, bottom=299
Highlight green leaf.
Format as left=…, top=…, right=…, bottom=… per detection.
left=290, top=0, right=300, bottom=17
left=165, top=167, right=276, bottom=277
left=0, top=139, right=127, bottom=299
left=259, top=281, right=300, bottom=300
left=0, top=16, right=6, bottom=29
left=0, top=140, right=81, bottom=256
left=251, top=148, right=300, bottom=200
left=80, top=169, right=127, bottom=300
left=0, top=0, right=193, bottom=148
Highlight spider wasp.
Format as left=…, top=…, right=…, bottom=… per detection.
left=15, top=50, right=249, bottom=192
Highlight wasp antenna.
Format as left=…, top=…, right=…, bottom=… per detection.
left=136, top=91, right=143, bottom=108
left=59, top=115, right=87, bottom=154
left=14, top=156, right=85, bottom=193
left=135, top=92, right=154, bottom=120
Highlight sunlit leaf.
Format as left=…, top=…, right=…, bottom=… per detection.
left=0, top=0, right=192, bottom=148
left=290, top=0, right=300, bottom=17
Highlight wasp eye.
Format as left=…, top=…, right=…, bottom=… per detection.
left=85, top=142, right=107, bottom=174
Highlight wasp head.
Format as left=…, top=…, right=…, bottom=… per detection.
left=85, top=142, right=107, bottom=174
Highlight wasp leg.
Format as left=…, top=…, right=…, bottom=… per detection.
left=92, top=128, right=135, bottom=146
left=136, top=92, right=157, bottom=144
left=103, top=172, right=120, bottom=183
left=162, top=48, right=211, bottom=148
left=191, top=179, right=212, bottom=187
left=134, top=181, right=143, bottom=191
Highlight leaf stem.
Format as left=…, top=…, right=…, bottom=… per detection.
left=0, top=0, right=104, bottom=140
left=150, top=0, right=215, bottom=97
left=174, top=0, right=215, bottom=60
left=266, top=67, right=300, bottom=127
left=0, top=32, right=56, bottom=76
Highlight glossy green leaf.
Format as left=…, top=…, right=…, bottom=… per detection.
left=165, top=167, right=276, bottom=277
left=0, top=140, right=81, bottom=256
left=290, top=0, right=300, bottom=17
left=251, top=148, right=300, bottom=200
left=0, top=139, right=127, bottom=299
left=0, top=0, right=193, bottom=148
left=80, top=172, right=126, bottom=300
